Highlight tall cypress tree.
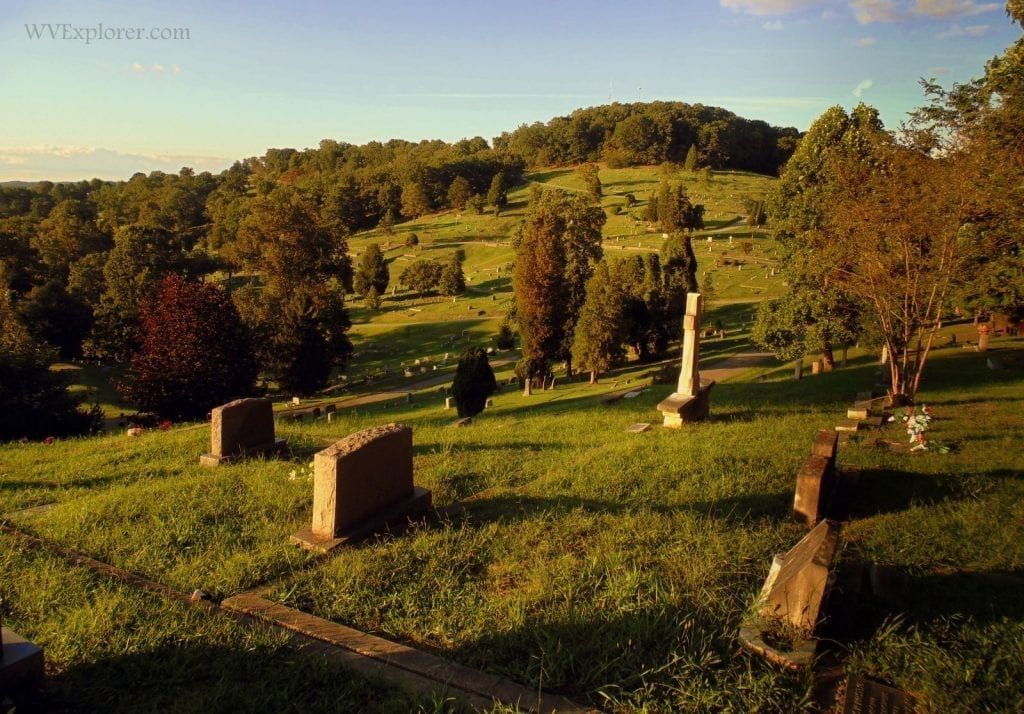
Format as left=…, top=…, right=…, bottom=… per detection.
left=572, top=261, right=626, bottom=384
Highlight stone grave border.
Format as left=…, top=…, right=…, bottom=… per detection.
left=0, top=522, right=590, bottom=713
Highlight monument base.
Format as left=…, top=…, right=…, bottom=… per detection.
left=1, top=628, right=45, bottom=693
left=200, top=438, right=288, bottom=467
left=290, top=486, right=432, bottom=553
left=657, top=379, right=715, bottom=428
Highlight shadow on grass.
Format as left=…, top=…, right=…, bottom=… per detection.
left=36, top=641, right=423, bottom=713
left=455, top=490, right=792, bottom=528
left=850, top=467, right=1023, bottom=519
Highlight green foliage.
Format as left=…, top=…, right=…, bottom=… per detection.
left=487, top=172, right=508, bottom=214
left=494, top=101, right=798, bottom=172
left=400, top=259, right=444, bottom=296
left=0, top=284, right=100, bottom=441
left=656, top=181, right=704, bottom=232
left=467, top=193, right=486, bottom=215
left=353, top=243, right=389, bottom=298
left=364, top=285, right=382, bottom=310
left=447, top=176, right=472, bottom=211
left=495, top=322, right=515, bottom=350
left=400, top=181, right=432, bottom=218
left=575, top=163, right=602, bottom=201
left=450, top=346, right=497, bottom=417
left=684, top=143, right=699, bottom=172
left=118, top=274, right=258, bottom=420
left=437, top=254, right=466, bottom=297
left=405, top=233, right=420, bottom=248
left=16, top=280, right=93, bottom=359
left=572, top=261, right=626, bottom=382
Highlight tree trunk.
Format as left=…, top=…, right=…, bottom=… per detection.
left=821, top=342, right=835, bottom=370
left=589, top=370, right=598, bottom=385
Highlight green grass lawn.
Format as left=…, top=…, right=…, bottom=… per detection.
left=7, top=334, right=1021, bottom=710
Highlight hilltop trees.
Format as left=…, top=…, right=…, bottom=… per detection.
left=119, top=274, right=258, bottom=420
left=487, top=172, right=508, bottom=215
left=447, top=176, right=472, bottom=211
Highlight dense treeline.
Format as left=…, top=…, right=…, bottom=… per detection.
left=494, top=101, right=800, bottom=173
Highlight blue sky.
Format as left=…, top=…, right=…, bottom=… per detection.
left=0, top=0, right=1018, bottom=180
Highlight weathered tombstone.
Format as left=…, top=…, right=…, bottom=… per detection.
left=811, top=360, right=822, bottom=375
left=657, top=293, right=715, bottom=427
left=794, top=360, right=803, bottom=380
left=978, top=324, right=990, bottom=351
left=793, top=430, right=839, bottom=526
left=485, top=398, right=494, bottom=408
left=291, top=423, right=431, bottom=552
left=739, top=520, right=841, bottom=669
left=312, top=407, right=322, bottom=420
left=445, top=397, right=454, bottom=409
left=200, top=398, right=286, bottom=467
left=325, top=404, right=337, bottom=415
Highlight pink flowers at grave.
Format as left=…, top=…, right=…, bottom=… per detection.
left=43, top=436, right=55, bottom=445
left=159, top=420, right=173, bottom=431
left=127, top=426, right=144, bottom=437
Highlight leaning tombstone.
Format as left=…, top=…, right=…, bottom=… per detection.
left=792, top=430, right=839, bottom=526
left=739, top=520, right=841, bottom=669
left=657, top=293, right=715, bottom=427
left=200, top=398, right=287, bottom=467
left=290, top=423, right=431, bottom=552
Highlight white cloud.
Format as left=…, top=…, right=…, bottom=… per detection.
left=153, top=63, right=164, bottom=73
left=172, top=64, right=181, bottom=74
left=0, top=145, right=233, bottom=182
left=763, top=19, right=786, bottom=29
left=912, top=0, right=1000, bottom=18
left=131, top=62, right=145, bottom=72
left=720, top=0, right=821, bottom=16
left=936, top=22, right=990, bottom=37
left=853, top=78, right=875, bottom=96
left=856, top=35, right=878, bottom=45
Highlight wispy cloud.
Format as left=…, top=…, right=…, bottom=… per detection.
left=763, top=19, right=786, bottom=29
left=720, top=0, right=821, bottom=16
left=0, top=145, right=233, bottom=181
left=131, top=62, right=145, bottom=72
left=856, top=35, right=878, bottom=45
left=392, top=92, right=601, bottom=100
left=853, top=78, right=875, bottom=96
left=852, top=0, right=1000, bottom=23
left=852, top=0, right=905, bottom=23
left=912, top=0, right=1000, bottom=18
left=936, top=22, right=990, bottom=38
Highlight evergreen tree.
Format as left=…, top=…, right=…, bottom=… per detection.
left=353, top=243, right=390, bottom=297
left=118, top=274, right=258, bottom=420
left=643, top=192, right=659, bottom=223
left=684, top=143, right=698, bottom=172
left=450, top=346, right=497, bottom=417
left=661, top=232, right=699, bottom=342
left=576, top=163, right=602, bottom=201
left=572, top=261, right=626, bottom=384
left=487, top=172, right=508, bottom=214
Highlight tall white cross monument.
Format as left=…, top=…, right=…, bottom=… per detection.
left=657, top=292, right=715, bottom=427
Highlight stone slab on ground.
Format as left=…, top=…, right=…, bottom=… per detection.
left=221, top=593, right=593, bottom=713
left=626, top=423, right=651, bottom=433
left=762, top=519, right=841, bottom=632
left=835, top=419, right=861, bottom=433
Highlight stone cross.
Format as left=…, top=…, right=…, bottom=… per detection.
left=677, top=293, right=703, bottom=396
left=657, top=292, right=715, bottom=427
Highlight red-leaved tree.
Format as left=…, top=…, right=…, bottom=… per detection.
left=119, top=274, right=258, bottom=419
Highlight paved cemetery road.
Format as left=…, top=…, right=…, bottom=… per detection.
left=701, top=351, right=775, bottom=382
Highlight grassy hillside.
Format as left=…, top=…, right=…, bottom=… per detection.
left=6, top=334, right=1023, bottom=710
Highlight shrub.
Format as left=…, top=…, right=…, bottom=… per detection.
left=450, top=347, right=496, bottom=417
